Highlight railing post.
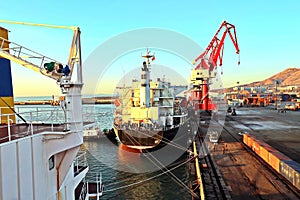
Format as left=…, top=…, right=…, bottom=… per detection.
left=40, top=56, right=45, bottom=69
left=7, top=115, right=11, bottom=141
left=36, top=107, right=39, bottom=121
left=51, top=110, right=54, bottom=132
left=17, top=46, right=22, bottom=58
left=30, top=112, right=33, bottom=135
left=97, top=173, right=99, bottom=200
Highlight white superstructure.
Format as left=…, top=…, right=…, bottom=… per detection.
left=0, top=21, right=91, bottom=200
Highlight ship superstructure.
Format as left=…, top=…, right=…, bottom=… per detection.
left=0, top=21, right=100, bottom=200
left=114, top=50, right=188, bottom=150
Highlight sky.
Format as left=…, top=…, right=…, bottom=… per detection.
left=0, top=0, right=299, bottom=97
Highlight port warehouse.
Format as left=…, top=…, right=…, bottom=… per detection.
left=243, top=134, right=300, bottom=190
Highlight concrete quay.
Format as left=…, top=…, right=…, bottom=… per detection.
left=210, top=107, right=300, bottom=199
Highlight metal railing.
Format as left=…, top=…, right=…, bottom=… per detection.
left=14, top=106, right=65, bottom=124
left=0, top=106, right=65, bottom=142
left=74, top=151, right=88, bottom=176
left=77, top=182, right=88, bottom=200
left=0, top=113, right=31, bottom=143
left=0, top=36, right=59, bottom=72
left=0, top=105, right=97, bottom=143
left=78, top=173, right=103, bottom=200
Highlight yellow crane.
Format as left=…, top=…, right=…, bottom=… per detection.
left=0, top=19, right=82, bottom=83
left=0, top=20, right=85, bottom=195
left=0, top=20, right=83, bottom=130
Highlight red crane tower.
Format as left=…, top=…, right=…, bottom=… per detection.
left=190, top=20, right=240, bottom=113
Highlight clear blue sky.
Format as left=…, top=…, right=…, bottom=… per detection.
left=0, top=0, right=299, bottom=96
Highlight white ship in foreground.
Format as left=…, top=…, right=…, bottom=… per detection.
left=0, top=21, right=102, bottom=200
left=114, top=50, right=188, bottom=150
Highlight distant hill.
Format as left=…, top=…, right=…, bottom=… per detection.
left=251, top=67, right=300, bottom=87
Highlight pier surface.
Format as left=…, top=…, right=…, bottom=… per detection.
left=210, top=107, right=300, bottom=199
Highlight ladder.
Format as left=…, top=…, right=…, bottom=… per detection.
left=0, top=36, right=63, bottom=81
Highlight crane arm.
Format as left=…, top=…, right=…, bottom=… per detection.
left=67, top=28, right=82, bottom=81
left=212, top=22, right=239, bottom=66
left=0, top=36, right=62, bottom=80
left=0, top=20, right=77, bottom=30
left=193, top=21, right=240, bottom=70
left=0, top=20, right=81, bottom=81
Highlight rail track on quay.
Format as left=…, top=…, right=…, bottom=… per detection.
left=212, top=113, right=300, bottom=199
left=190, top=119, right=232, bottom=200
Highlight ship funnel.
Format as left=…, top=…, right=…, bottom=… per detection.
left=0, top=27, right=15, bottom=124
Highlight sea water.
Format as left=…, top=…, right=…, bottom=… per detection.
left=14, top=97, right=191, bottom=200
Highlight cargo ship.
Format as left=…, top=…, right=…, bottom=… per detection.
left=113, top=50, right=188, bottom=150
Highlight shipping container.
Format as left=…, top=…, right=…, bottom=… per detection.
left=257, top=139, right=272, bottom=148
left=259, top=145, right=277, bottom=163
left=280, top=160, right=300, bottom=190
left=243, top=134, right=249, bottom=145
left=252, top=139, right=260, bottom=155
left=243, top=135, right=300, bottom=190
left=269, top=151, right=290, bottom=173
left=247, top=136, right=254, bottom=149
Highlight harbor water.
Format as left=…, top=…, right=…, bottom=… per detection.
left=15, top=98, right=192, bottom=200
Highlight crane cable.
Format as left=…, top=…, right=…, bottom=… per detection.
left=103, top=156, right=192, bottom=187
left=129, top=127, right=193, bottom=153
left=120, top=134, right=199, bottom=198
left=112, top=123, right=197, bottom=192
left=103, top=155, right=195, bottom=193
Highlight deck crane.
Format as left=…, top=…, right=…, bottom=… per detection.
left=0, top=20, right=90, bottom=199
left=190, top=20, right=240, bottom=112
left=0, top=20, right=83, bottom=131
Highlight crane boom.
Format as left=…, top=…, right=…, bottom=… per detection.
left=0, top=20, right=77, bottom=30
left=189, top=21, right=240, bottom=112
left=0, top=20, right=84, bottom=134
left=0, top=36, right=62, bottom=80
left=193, top=21, right=240, bottom=70
left=0, top=20, right=81, bottom=81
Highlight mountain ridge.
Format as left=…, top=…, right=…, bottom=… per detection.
left=243, top=67, right=300, bottom=87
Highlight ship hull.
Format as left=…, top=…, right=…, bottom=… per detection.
left=113, top=125, right=180, bottom=150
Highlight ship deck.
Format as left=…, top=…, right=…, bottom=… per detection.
left=0, top=122, right=92, bottom=144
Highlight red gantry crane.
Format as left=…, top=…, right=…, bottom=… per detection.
left=190, top=20, right=240, bottom=113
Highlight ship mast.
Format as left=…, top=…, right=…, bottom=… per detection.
left=140, top=49, right=155, bottom=108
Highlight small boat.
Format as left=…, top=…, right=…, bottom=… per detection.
left=83, top=122, right=102, bottom=140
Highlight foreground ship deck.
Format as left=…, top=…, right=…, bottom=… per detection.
left=0, top=120, right=88, bottom=199
left=0, top=21, right=100, bottom=199
left=0, top=122, right=93, bottom=144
